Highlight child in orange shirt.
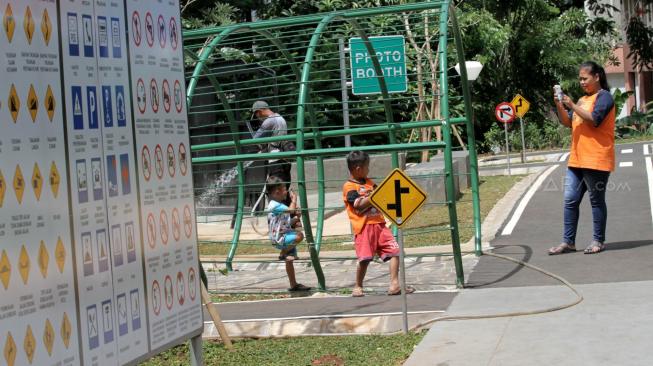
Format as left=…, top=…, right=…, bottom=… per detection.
left=342, top=151, right=414, bottom=297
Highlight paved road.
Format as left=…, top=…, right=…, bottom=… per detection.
left=406, top=140, right=653, bottom=366
left=469, top=141, right=653, bottom=287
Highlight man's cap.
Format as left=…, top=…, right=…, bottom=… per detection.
left=251, top=100, right=270, bottom=112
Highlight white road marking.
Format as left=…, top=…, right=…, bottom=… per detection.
left=622, top=148, right=633, bottom=154
left=619, top=161, right=633, bottom=167
left=558, top=152, right=570, bottom=162
left=645, top=144, right=650, bottom=156
left=214, top=309, right=447, bottom=323
left=501, top=165, right=558, bottom=236
left=646, top=157, right=653, bottom=226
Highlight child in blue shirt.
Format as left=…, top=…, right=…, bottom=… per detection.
left=266, top=176, right=310, bottom=292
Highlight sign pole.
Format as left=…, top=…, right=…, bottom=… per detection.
left=504, top=122, right=511, bottom=176
left=338, top=38, right=351, bottom=147
left=519, top=117, right=526, bottom=164
left=397, top=228, right=408, bottom=334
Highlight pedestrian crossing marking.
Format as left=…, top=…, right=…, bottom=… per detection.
left=13, top=165, right=24, bottom=204
left=3, top=4, right=15, bottom=43
left=32, top=163, right=42, bottom=201
left=49, top=162, right=60, bottom=198
left=61, top=312, right=71, bottom=348
left=43, top=319, right=54, bottom=356
left=23, top=6, right=34, bottom=45
left=27, top=84, right=38, bottom=122
left=45, top=85, right=55, bottom=122
left=0, top=250, right=10, bottom=290
left=38, top=241, right=48, bottom=278
left=23, top=325, right=35, bottom=363
left=3, top=332, right=16, bottom=366
left=9, top=84, right=19, bottom=123
left=18, top=245, right=30, bottom=285
left=55, top=237, right=65, bottom=273
left=0, top=169, right=5, bottom=207
left=41, top=8, right=52, bottom=46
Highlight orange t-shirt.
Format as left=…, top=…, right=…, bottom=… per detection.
left=342, top=178, right=385, bottom=235
left=568, top=92, right=615, bottom=172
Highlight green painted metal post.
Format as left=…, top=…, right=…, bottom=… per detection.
left=450, top=5, right=483, bottom=256
left=438, top=5, right=465, bottom=288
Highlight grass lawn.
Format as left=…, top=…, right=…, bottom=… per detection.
left=198, top=174, right=524, bottom=256
left=141, top=332, right=426, bottom=366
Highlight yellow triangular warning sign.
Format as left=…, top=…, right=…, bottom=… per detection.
left=45, top=85, right=55, bottom=122
left=43, top=319, right=54, bottom=356
left=31, top=163, right=42, bottom=201
left=3, top=4, right=14, bottom=43
left=40, top=9, right=51, bottom=46
left=18, top=245, right=29, bottom=285
left=38, top=241, right=48, bottom=279
left=49, top=162, right=59, bottom=198
left=9, top=84, right=19, bottom=123
left=0, top=250, right=10, bottom=290
left=61, top=313, right=71, bottom=349
left=0, top=169, right=5, bottom=207
left=23, top=325, right=35, bottom=363
left=55, top=237, right=65, bottom=274
left=4, top=332, right=15, bottom=366
left=27, top=85, right=38, bottom=123
left=23, top=6, right=34, bottom=45
left=13, top=165, right=24, bottom=204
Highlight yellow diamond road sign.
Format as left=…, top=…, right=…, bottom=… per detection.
left=3, top=4, right=15, bottom=43
left=0, top=169, right=5, bottom=207
left=18, top=245, right=30, bottom=285
left=38, top=241, right=48, bottom=278
left=61, top=312, right=71, bottom=348
left=41, top=8, right=51, bottom=46
left=27, top=84, right=38, bottom=122
left=9, top=84, right=19, bottom=123
left=55, top=237, right=65, bottom=273
left=32, top=163, right=42, bottom=201
left=0, top=250, right=10, bottom=290
left=23, top=325, right=35, bottom=363
left=45, top=85, right=55, bottom=122
left=23, top=6, right=34, bottom=45
left=43, top=319, right=54, bottom=356
left=4, top=332, right=16, bottom=366
left=511, top=94, right=530, bottom=118
left=13, top=165, right=24, bottom=204
left=49, top=162, right=60, bottom=198
left=369, top=168, right=427, bottom=228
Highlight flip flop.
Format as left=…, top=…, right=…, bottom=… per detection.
left=387, top=286, right=415, bottom=296
left=548, top=243, right=576, bottom=255
left=351, top=287, right=364, bottom=297
left=584, top=241, right=605, bottom=254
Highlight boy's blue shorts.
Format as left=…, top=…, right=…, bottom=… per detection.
left=274, top=232, right=298, bottom=258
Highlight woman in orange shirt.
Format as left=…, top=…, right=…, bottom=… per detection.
left=548, top=61, right=615, bottom=255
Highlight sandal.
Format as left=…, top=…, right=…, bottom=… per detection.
left=584, top=241, right=605, bottom=254
left=387, top=286, right=415, bottom=296
left=351, top=287, right=364, bottom=297
left=288, top=283, right=311, bottom=292
left=548, top=243, right=576, bottom=255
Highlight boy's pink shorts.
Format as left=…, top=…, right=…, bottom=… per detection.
left=354, top=223, right=399, bottom=262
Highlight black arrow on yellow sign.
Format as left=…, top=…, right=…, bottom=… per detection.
left=387, top=180, right=410, bottom=218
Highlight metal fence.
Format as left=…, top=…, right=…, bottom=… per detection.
left=183, top=1, right=481, bottom=290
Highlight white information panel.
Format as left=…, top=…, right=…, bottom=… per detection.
left=126, top=0, right=203, bottom=352
left=0, top=1, right=80, bottom=365
left=1, top=0, right=202, bottom=364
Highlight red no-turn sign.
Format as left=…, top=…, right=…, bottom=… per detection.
left=495, top=102, right=515, bottom=124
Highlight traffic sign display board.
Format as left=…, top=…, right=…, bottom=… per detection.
left=349, top=35, right=407, bottom=95
left=495, top=102, right=515, bottom=123
left=511, top=94, right=530, bottom=118
left=369, top=168, right=427, bottom=227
